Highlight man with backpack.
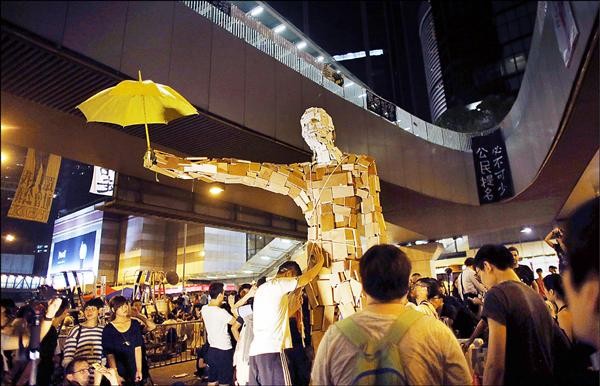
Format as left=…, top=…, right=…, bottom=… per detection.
left=311, top=244, right=471, bottom=385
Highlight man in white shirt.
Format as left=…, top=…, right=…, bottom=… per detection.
left=201, top=282, right=241, bottom=386
left=311, top=244, right=471, bottom=385
left=457, top=258, right=486, bottom=305
left=248, top=243, right=324, bottom=386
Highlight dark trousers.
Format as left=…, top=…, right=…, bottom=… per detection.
left=284, top=347, right=311, bottom=386
left=248, top=353, right=291, bottom=386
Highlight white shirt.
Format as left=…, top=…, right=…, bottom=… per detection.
left=249, top=277, right=298, bottom=356
left=457, top=268, right=486, bottom=299
left=201, top=305, right=234, bottom=350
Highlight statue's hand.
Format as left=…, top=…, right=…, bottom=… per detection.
left=143, top=149, right=157, bottom=168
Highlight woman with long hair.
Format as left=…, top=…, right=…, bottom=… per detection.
left=543, top=273, right=573, bottom=342
left=102, top=296, right=144, bottom=385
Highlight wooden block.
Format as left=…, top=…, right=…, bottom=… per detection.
left=258, top=166, right=273, bottom=180
left=334, top=281, right=354, bottom=305
left=316, top=280, right=334, bottom=305
left=249, top=162, right=261, bottom=172
left=342, top=163, right=354, bottom=171
left=312, top=330, right=325, bottom=351
left=320, top=188, right=333, bottom=203
left=349, top=214, right=357, bottom=228
left=311, top=306, right=324, bottom=331
left=323, top=172, right=351, bottom=187
left=229, top=163, right=249, bottom=176
left=356, top=189, right=369, bottom=199
left=307, top=227, right=317, bottom=241
left=323, top=306, right=337, bottom=329
left=345, top=197, right=359, bottom=207
left=305, top=282, right=319, bottom=309
left=288, top=186, right=301, bottom=199
left=361, top=197, right=375, bottom=213
left=339, top=303, right=356, bottom=319
left=332, top=185, right=354, bottom=198
left=331, top=261, right=345, bottom=273
left=185, top=163, right=217, bottom=174
left=286, top=174, right=305, bottom=189
left=321, top=214, right=334, bottom=232
left=315, top=167, right=325, bottom=180
left=321, top=241, right=333, bottom=257
left=333, top=204, right=352, bottom=216
left=269, top=172, right=288, bottom=187
left=332, top=242, right=348, bottom=261
left=217, top=162, right=228, bottom=173
left=349, top=278, right=363, bottom=299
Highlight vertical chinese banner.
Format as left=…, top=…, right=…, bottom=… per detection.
left=471, top=130, right=514, bottom=204
left=8, top=148, right=61, bottom=223
left=89, top=166, right=115, bottom=196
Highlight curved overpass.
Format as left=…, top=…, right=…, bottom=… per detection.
left=1, top=1, right=597, bottom=241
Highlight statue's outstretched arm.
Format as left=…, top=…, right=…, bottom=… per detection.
left=143, top=149, right=310, bottom=206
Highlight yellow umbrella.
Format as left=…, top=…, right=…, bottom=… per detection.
left=76, top=70, right=198, bottom=150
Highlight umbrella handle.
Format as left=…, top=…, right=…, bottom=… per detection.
left=139, top=70, right=151, bottom=151
left=144, top=122, right=151, bottom=150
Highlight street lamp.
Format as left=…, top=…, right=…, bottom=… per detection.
left=208, top=183, right=225, bottom=196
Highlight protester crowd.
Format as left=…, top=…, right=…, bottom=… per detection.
left=0, top=198, right=597, bottom=386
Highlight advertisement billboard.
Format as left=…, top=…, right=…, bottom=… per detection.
left=50, top=231, right=97, bottom=272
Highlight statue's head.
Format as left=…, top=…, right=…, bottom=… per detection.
left=301, top=107, right=336, bottom=156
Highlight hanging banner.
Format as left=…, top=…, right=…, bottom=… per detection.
left=471, top=130, right=514, bottom=204
left=550, top=1, right=578, bottom=67
left=90, top=166, right=115, bottom=196
left=8, top=149, right=61, bottom=223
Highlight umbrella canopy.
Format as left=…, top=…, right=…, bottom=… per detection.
left=76, top=70, right=198, bottom=149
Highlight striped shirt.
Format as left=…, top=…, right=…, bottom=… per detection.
left=61, top=324, right=104, bottom=367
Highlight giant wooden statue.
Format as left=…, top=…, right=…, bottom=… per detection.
left=143, top=107, right=387, bottom=334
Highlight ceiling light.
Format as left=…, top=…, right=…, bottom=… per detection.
left=369, top=49, right=384, bottom=56
left=249, top=6, right=263, bottom=16
left=296, top=41, right=307, bottom=50
left=414, top=240, right=427, bottom=245
left=5, top=234, right=16, bottom=242
left=226, top=274, right=237, bottom=277
left=273, top=24, right=286, bottom=33
left=209, top=183, right=225, bottom=196
left=281, top=239, right=291, bottom=244
left=243, top=270, right=254, bottom=274
left=0, top=152, right=8, bottom=164
left=344, top=81, right=354, bottom=88
left=316, top=56, right=324, bottom=62
left=520, top=227, right=532, bottom=234
left=260, top=255, right=270, bottom=260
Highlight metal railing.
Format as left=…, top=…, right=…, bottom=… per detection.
left=58, top=320, right=204, bottom=369
left=182, top=1, right=479, bottom=151
left=145, top=320, right=204, bottom=368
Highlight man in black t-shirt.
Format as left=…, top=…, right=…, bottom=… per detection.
left=508, top=246, right=539, bottom=293
left=474, top=245, right=563, bottom=386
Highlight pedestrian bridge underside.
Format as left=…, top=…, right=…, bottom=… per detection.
left=0, top=2, right=598, bottom=242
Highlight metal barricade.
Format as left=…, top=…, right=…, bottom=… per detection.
left=145, top=320, right=205, bottom=368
